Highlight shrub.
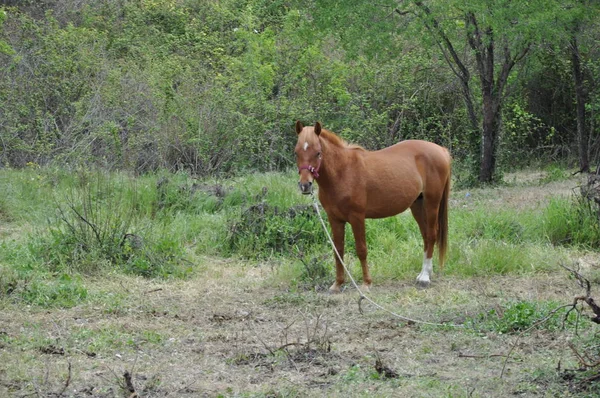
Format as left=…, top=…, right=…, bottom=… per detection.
left=227, top=202, right=327, bottom=259
left=35, top=171, right=190, bottom=278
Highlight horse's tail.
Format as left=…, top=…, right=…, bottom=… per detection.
left=437, top=171, right=450, bottom=269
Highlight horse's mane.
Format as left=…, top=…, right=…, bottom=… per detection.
left=321, top=129, right=365, bottom=151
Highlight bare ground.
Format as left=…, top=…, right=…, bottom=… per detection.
left=1, top=264, right=599, bottom=397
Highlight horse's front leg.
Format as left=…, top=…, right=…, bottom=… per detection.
left=329, top=218, right=346, bottom=294
left=349, top=216, right=372, bottom=291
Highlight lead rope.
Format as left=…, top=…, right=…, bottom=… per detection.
left=310, top=192, right=463, bottom=328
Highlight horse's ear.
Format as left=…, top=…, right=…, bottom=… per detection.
left=295, top=121, right=304, bottom=135
left=314, top=122, right=321, bottom=136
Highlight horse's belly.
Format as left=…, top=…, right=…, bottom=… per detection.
left=364, top=198, right=412, bottom=219
left=364, top=184, right=420, bottom=218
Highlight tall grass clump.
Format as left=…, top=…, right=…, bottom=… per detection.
left=0, top=242, right=89, bottom=308
left=542, top=196, right=600, bottom=248
left=33, top=171, right=190, bottom=278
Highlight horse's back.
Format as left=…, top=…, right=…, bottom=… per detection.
left=383, top=140, right=449, bottom=161
left=354, top=140, right=449, bottom=218
left=369, top=140, right=450, bottom=177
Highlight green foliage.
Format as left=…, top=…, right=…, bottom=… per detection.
left=227, top=201, right=327, bottom=259
left=19, top=273, right=88, bottom=308
left=463, top=210, right=526, bottom=244
left=0, top=8, right=13, bottom=55
left=1, top=258, right=88, bottom=308
left=542, top=197, right=600, bottom=248
left=33, top=171, right=190, bottom=278
left=501, top=102, right=549, bottom=170
left=296, top=253, right=332, bottom=288
left=470, top=300, right=578, bottom=334
left=0, top=0, right=470, bottom=176
left=541, top=164, right=570, bottom=184
left=0, top=0, right=597, bottom=178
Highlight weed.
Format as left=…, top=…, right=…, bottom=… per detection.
left=541, top=164, right=569, bottom=184
left=19, top=274, right=88, bottom=308
left=33, top=171, right=190, bottom=278
left=463, top=210, right=525, bottom=243
left=297, top=253, right=332, bottom=288
left=469, top=300, right=579, bottom=334
left=0, top=265, right=19, bottom=297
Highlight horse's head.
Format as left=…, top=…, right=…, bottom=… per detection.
left=294, top=121, right=322, bottom=195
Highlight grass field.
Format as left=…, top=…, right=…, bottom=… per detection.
left=1, top=167, right=599, bottom=397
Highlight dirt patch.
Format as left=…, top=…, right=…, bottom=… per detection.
left=1, top=267, right=598, bottom=397
left=452, top=173, right=587, bottom=211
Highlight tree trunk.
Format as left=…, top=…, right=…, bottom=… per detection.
left=479, top=95, right=501, bottom=182
left=571, top=35, right=590, bottom=173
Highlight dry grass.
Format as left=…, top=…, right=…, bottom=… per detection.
left=1, top=264, right=598, bottom=397
left=452, top=170, right=587, bottom=211
left=1, top=170, right=599, bottom=397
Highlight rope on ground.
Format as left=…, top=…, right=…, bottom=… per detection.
left=310, top=192, right=463, bottom=328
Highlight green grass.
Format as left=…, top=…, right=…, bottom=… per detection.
left=467, top=300, right=581, bottom=334
left=0, top=167, right=598, bottom=307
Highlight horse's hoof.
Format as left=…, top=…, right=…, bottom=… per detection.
left=328, top=283, right=342, bottom=294
left=416, top=279, right=430, bottom=289
left=360, top=283, right=371, bottom=292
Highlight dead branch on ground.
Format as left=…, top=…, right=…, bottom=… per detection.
left=561, top=263, right=600, bottom=325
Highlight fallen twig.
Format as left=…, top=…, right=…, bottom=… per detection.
left=56, top=361, right=72, bottom=397
left=458, top=352, right=510, bottom=359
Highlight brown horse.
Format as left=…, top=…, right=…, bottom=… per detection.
left=294, top=121, right=451, bottom=292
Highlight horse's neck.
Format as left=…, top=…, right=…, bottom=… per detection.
left=318, top=138, right=352, bottom=187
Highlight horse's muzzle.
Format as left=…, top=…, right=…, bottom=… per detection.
left=298, top=181, right=313, bottom=195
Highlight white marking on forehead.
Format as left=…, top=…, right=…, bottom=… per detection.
left=303, top=142, right=309, bottom=151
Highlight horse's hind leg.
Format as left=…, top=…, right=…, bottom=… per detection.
left=410, top=197, right=434, bottom=287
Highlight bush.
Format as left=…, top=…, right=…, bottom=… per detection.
left=34, top=171, right=190, bottom=278
left=227, top=202, right=328, bottom=259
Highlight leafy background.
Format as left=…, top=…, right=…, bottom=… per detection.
left=0, top=0, right=598, bottom=179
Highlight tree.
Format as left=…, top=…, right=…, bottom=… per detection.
left=397, top=0, right=560, bottom=182
left=0, top=8, right=13, bottom=55
left=571, top=31, right=589, bottom=173
left=566, top=1, right=600, bottom=173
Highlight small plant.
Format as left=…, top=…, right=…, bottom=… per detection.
left=470, top=300, right=578, bottom=334
left=465, top=211, right=525, bottom=243
left=541, top=164, right=569, bottom=184
left=19, top=274, right=88, bottom=308
left=297, top=252, right=332, bottom=288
